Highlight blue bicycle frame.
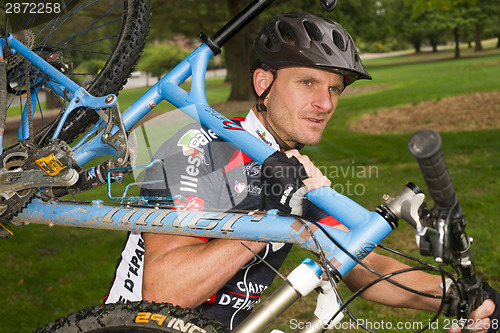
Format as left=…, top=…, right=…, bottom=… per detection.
left=6, top=37, right=400, bottom=280
left=4, top=0, right=401, bottom=281
left=2, top=2, right=487, bottom=332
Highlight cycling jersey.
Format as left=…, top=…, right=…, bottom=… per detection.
left=104, top=110, right=339, bottom=329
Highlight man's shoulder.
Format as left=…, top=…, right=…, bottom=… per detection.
left=153, top=122, right=225, bottom=157
left=153, top=121, right=243, bottom=168
left=166, top=113, right=248, bottom=147
left=173, top=122, right=223, bottom=144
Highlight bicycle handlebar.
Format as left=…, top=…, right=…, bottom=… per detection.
left=407, top=129, right=457, bottom=211
left=407, top=130, right=472, bottom=259
left=407, top=130, right=485, bottom=326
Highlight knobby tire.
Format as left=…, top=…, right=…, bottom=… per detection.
left=0, top=0, right=151, bottom=221
left=4, top=0, right=151, bottom=146
left=33, top=0, right=151, bottom=145
left=35, top=301, right=229, bottom=333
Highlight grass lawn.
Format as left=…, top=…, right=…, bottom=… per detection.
left=1, top=44, right=499, bottom=332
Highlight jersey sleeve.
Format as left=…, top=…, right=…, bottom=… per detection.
left=303, top=201, right=342, bottom=227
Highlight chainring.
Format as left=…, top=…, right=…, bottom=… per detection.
left=0, top=141, right=39, bottom=222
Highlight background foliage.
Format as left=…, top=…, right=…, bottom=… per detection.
left=141, top=0, right=500, bottom=99
left=1, top=43, right=499, bottom=332
left=0, top=1, right=499, bottom=332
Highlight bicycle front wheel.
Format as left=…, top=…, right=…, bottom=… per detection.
left=35, top=301, right=230, bottom=333
left=2, top=0, right=151, bottom=146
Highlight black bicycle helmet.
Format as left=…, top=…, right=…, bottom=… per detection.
left=250, top=12, right=371, bottom=87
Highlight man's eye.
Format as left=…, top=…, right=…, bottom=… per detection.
left=301, top=80, right=311, bottom=85
left=329, top=86, right=342, bottom=93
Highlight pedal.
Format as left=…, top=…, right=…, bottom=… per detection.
left=0, top=140, right=78, bottom=194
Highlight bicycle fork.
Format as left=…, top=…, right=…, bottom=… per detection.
left=233, top=258, right=343, bottom=333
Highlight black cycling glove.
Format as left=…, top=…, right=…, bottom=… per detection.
left=483, top=281, right=500, bottom=333
left=443, top=281, right=500, bottom=333
left=261, top=151, right=309, bottom=216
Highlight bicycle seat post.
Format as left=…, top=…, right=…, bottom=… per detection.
left=201, top=0, right=275, bottom=55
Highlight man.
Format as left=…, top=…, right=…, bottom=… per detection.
left=105, top=12, right=498, bottom=331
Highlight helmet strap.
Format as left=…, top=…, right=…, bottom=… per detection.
left=255, top=69, right=276, bottom=112
left=255, top=70, right=304, bottom=151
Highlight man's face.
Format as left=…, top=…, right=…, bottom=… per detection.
left=259, top=67, right=344, bottom=148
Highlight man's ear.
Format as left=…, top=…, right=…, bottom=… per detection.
left=253, top=68, right=274, bottom=97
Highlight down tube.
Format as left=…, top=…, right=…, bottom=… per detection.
left=14, top=200, right=393, bottom=277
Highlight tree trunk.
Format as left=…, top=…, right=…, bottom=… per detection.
left=454, top=27, right=460, bottom=58
left=45, top=90, right=62, bottom=110
left=224, top=0, right=259, bottom=101
left=429, top=36, right=439, bottom=52
left=474, top=24, right=483, bottom=52
left=410, top=34, right=423, bottom=53
left=412, top=40, right=421, bottom=53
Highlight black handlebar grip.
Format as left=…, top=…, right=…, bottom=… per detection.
left=407, top=129, right=457, bottom=210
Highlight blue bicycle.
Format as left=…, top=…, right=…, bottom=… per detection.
left=0, top=1, right=491, bottom=332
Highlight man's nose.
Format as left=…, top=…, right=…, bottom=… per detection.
left=313, top=88, right=334, bottom=112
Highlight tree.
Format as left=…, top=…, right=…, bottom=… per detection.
left=148, top=0, right=258, bottom=100
left=472, top=0, right=500, bottom=51
left=147, top=0, right=500, bottom=96
left=137, top=43, right=190, bottom=82
left=222, top=0, right=259, bottom=100
left=407, top=0, right=477, bottom=58
left=422, top=10, right=452, bottom=52
left=147, top=0, right=392, bottom=101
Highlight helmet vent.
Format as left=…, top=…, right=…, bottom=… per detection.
left=278, top=21, right=298, bottom=45
left=321, top=43, right=332, bottom=55
left=303, top=20, right=322, bottom=42
left=332, top=30, right=346, bottom=52
left=263, top=35, right=273, bottom=49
